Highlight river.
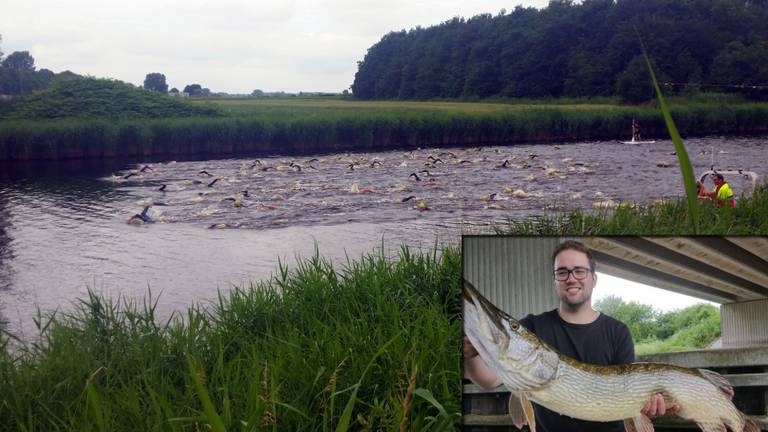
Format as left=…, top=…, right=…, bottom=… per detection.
left=1, top=136, right=765, bottom=341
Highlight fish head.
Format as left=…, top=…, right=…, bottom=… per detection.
left=464, top=280, right=559, bottom=392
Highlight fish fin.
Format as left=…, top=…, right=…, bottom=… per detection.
left=743, top=416, right=760, bottom=432
left=631, top=414, right=655, bottom=432
left=507, top=393, right=527, bottom=430
left=698, top=369, right=735, bottom=399
left=521, top=392, right=536, bottom=432
left=624, top=418, right=638, bottom=432
left=695, top=422, right=726, bottom=432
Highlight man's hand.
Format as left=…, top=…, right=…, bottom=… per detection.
left=641, top=393, right=680, bottom=417
left=462, top=335, right=479, bottom=359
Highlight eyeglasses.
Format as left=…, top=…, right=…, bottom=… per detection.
left=553, top=267, right=592, bottom=281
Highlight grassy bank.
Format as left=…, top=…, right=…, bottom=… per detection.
left=496, top=184, right=768, bottom=235
left=2, top=97, right=768, bottom=161
left=0, top=247, right=462, bottom=431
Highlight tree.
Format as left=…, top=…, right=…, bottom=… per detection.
left=2, top=51, right=35, bottom=71
left=0, top=34, right=4, bottom=62
left=144, top=73, right=168, bottom=93
left=183, top=84, right=203, bottom=96
left=251, top=89, right=264, bottom=97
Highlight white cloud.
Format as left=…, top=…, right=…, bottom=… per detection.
left=1, top=0, right=549, bottom=93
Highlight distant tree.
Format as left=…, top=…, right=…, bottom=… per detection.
left=2, top=51, right=35, bottom=71
left=595, top=295, right=658, bottom=343
left=709, top=40, right=768, bottom=96
left=0, top=34, right=4, bottom=62
left=143, top=73, right=168, bottom=93
left=251, top=89, right=264, bottom=97
left=183, top=83, right=203, bottom=96
left=169, top=87, right=179, bottom=93
left=615, top=55, right=658, bottom=104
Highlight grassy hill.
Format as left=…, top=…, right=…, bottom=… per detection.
left=1, top=77, right=222, bottom=120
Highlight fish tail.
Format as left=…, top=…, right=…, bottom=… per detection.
left=742, top=416, right=759, bottom=432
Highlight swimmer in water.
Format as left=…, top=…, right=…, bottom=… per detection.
left=158, top=184, right=167, bottom=192
left=140, top=165, right=153, bottom=173
left=123, top=171, right=139, bottom=180
left=497, top=160, right=511, bottom=168
left=207, top=177, right=220, bottom=187
left=408, top=172, right=421, bottom=181
left=249, top=160, right=262, bottom=169
left=199, top=170, right=213, bottom=177
left=128, top=205, right=152, bottom=223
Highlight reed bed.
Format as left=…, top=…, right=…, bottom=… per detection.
left=496, top=184, right=768, bottom=235
left=0, top=246, right=462, bottom=431
left=2, top=100, right=767, bottom=161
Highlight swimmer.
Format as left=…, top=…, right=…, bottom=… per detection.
left=249, top=160, right=262, bottom=169
left=207, top=177, right=220, bottom=187
left=289, top=162, right=302, bottom=172
left=346, top=162, right=357, bottom=171
left=398, top=195, right=416, bottom=203
left=241, top=190, right=250, bottom=198
left=199, top=170, right=213, bottom=177
left=439, top=151, right=457, bottom=159
left=261, top=166, right=276, bottom=172
left=497, top=160, right=511, bottom=169
left=158, top=184, right=167, bottom=192
left=418, top=169, right=432, bottom=177
left=207, top=223, right=230, bottom=229
left=123, top=171, right=139, bottom=180
left=408, top=172, right=421, bottom=182
left=140, top=165, right=153, bottom=173
left=127, top=205, right=152, bottom=223
left=458, top=160, right=473, bottom=165
left=369, top=160, right=383, bottom=168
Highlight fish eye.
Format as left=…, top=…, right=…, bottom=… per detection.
left=510, top=321, right=520, bottom=330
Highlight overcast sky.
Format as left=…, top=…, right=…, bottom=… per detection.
left=595, top=273, right=719, bottom=312
left=1, top=0, right=549, bottom=94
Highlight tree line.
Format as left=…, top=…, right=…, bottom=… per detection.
left=351, top=0, right=768, bottom=102
left=594, top=295, right=721, bottom=350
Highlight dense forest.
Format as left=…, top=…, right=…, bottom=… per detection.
left=352, top=0, right=768, bottom=102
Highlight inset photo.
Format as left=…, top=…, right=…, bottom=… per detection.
left=462, top=236, right=768, bottom=432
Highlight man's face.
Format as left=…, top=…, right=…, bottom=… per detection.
left=553, top=248, right=596, bottom=309
left=713, top=176, right=723, bottom=187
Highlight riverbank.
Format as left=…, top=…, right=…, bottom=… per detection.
left=2, top=98, right=767, bottom=161
left=496, top=183, right=768, bottom=235
left=0, top=247, right=461, bottom=431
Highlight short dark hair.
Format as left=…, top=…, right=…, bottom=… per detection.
left=713, top=173, right=724, bottom=181
left=552, top=240, right=596, bottom=272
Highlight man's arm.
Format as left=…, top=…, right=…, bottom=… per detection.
left=463, top=336, right=503, bottom=389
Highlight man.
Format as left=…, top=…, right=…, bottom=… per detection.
left=706, top=173, right=735, bottom=208
left=463, top=240, right=678, bottom=432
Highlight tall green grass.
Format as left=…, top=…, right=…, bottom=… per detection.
left=2, top=101, right=768, bottom=161
left=497, top=184, right=768, bottom=235
left=0, top=246, right=462, bottom=431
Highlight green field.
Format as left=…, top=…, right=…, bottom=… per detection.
left=201, top=96, right=620, bottom=116
left=2, top=81, right=768, bottom=162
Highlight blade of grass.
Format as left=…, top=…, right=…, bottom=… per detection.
left=637, top=29, right=700, bottom=233
left=187, top=356, right=227, bottom=432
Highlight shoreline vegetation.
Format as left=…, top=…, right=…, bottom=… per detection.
left=0, top=247, right=462, bottom=431
left=495, top=183, right=768, bottom=235
left=2, top=96, right=768, bottom=161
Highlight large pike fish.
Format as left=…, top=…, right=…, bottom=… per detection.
left=463, top=280, right=760, bottom=432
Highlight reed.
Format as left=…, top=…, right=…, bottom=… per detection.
left=0, top=246, right=462, bottom=431
left=2, top=99, right=767, bottom=161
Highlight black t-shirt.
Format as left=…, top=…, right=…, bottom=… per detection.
left=519, top=309, right=635, bottom=432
